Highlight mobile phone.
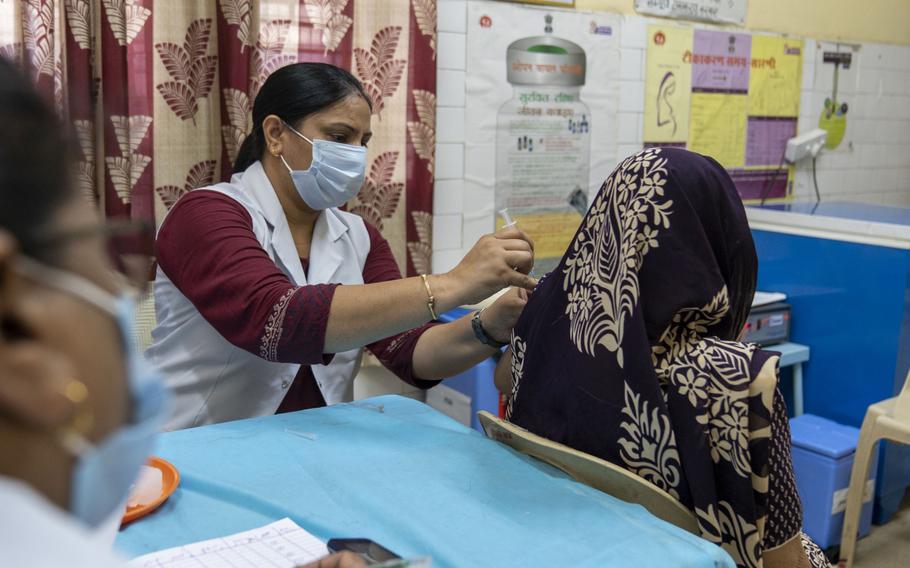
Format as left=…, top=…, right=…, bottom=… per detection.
left=327, top=538, right=401, bottom=564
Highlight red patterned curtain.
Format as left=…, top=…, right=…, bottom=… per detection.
left=0, top=0, right=435, bottom=276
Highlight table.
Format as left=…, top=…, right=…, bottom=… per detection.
left=773, top=342, right=811, bottom=416
left=117, top=396, right=733, bottom=568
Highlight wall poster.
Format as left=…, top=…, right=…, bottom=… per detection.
left=465, top=1, right=620, bottom=274
left=644, top=25, right=804, bottom=201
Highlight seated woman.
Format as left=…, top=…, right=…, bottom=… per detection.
left=494, top=148, right=828, bottom=568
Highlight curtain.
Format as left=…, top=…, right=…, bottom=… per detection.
left=0, top=0, right=436, bottom=276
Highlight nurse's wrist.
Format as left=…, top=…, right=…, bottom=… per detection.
left=430, top=273, right=470, bottom=314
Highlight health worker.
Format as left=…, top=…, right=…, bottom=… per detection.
left=147, top=63, right=536, bottom=429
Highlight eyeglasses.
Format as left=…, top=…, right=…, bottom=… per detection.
left=27, top=218, right=155, bottom=294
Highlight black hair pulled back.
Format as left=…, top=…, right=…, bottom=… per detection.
left=233, top=62, right=371, bottom=173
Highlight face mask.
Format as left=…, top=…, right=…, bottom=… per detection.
left=279, top=121, right=367, bottom=210
left=15, top=257, right=170, bottom=528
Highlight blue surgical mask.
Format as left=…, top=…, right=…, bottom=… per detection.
left=279, top=121, right=367, bottom=210
left=15, top=257, right=170, bottom=528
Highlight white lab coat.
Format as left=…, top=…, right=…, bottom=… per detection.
left=0, top=476, right=125, bottom=568
left=146, top=161, right=370, bottom=430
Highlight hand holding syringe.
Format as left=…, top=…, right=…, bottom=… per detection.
left=471, top=208, right=533, bottom=345
left=497, top=207, right=534, bottom=274
left=445, top=207, right=536, bottom=306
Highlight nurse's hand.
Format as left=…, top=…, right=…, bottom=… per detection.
left=447, top=227, right=537, bottom=305
left=297, top=552, right=366, bottom=568
left=480, top=287, right=530, bottom=344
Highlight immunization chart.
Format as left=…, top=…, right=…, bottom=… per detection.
left=643, top=25, right=804, bottom=201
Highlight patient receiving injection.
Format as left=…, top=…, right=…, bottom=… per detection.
left=494, top=148, right=827, bottom=568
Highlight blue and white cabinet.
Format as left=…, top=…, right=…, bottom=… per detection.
left=748, top=202, right=910, bottom=523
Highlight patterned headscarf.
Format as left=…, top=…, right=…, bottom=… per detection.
left=507, top=148, right=775, bottom=567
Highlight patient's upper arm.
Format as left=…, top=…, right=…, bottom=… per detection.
left=494, top=348, right=512, bottom=394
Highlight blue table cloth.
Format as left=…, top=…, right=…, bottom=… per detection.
left=117, top=396, right=733, bottom=567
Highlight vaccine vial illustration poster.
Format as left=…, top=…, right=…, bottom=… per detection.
left=465, top=1, right=620, bottom=275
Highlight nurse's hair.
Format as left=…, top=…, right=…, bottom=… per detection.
left=233, top=62, right=372, bottom=173
left=0, top=57, right=74, bottom=263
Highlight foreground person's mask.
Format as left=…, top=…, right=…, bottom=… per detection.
left=16, top=257, right=170, bottom=528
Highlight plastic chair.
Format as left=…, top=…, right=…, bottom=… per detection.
left=477, top=411, right=699, bottom=534
left=838, top=368, right=910, bottom=567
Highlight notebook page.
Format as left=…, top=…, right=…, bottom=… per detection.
left=126, top=518, right=329, bottom=568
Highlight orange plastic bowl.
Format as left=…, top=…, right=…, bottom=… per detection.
left=121, top=457, right=180, bottom=525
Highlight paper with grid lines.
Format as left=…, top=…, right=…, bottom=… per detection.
left=126, top=518, right=328, bottom=567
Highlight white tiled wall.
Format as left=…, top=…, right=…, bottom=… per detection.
left=791, top=42, right=910, bottom=206
left=613, top=12, right=649, bottom=168
left=433, top=0, right=910, bottom=271
left=433, top=0, right=470, bottom=273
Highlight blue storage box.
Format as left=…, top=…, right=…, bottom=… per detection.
left=425, top=308, right=501, bottom=432
left=789, top=414, right=878, bottom=549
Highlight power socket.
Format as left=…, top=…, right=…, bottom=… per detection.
left=785, top=128, right=828, bottom=163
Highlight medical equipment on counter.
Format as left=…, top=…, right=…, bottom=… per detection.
left=752, top=290, right=787, bottom=307
left=743, top=291, right=791, bottom=346
left=743, top=302, right=791, bottom=346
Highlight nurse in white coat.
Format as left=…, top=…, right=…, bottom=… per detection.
left=147, top=63, right=537, bottom=430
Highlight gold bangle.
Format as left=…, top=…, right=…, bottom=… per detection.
left=420, top=274, right=438, bottom=320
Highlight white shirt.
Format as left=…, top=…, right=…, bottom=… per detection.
left=0, top=476, right=125, bottom=568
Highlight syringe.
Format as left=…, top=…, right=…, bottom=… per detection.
left=498, top=207, right=534, bottom=277
left=499, top=208, right=517, bottom=229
